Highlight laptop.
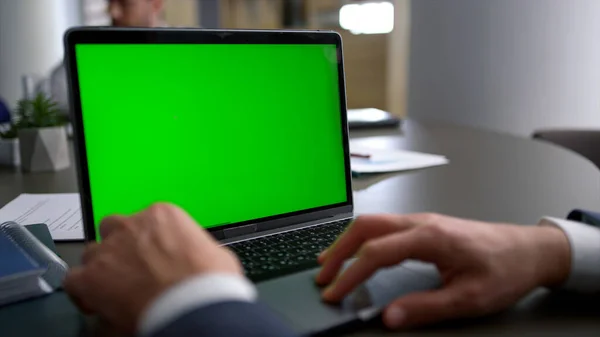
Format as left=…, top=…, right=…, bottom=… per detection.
left=64, top=28, right=440, bottom=335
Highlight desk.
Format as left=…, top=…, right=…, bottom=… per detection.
left=1, top=120, right=600, bottom=336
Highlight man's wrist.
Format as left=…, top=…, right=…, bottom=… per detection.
left=526, top=225, right=571, bottom=288
left=538, top=217, right=600, bottom=292
left=138, top=273, right=257, bottom=336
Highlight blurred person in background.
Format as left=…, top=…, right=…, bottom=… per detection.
left=108, top=0, right=165, bottom=27
left=50, top=0, right=165, bottom=116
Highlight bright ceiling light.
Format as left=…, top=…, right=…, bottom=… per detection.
left=339, top=2, right=394, bottom=35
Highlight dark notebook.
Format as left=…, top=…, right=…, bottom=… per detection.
left=24, top=223, right=57, bottom=253
left=0, top=234, right=42, bottom=279
left=0, top=222, right=67, bottom=306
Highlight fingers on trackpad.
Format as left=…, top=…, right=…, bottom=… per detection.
left=343, top=260, right=441, bottom=312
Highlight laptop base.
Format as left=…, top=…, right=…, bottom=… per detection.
left=258, top=260, right=441, bottom=336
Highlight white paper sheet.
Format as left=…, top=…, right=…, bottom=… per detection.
left=0, top=193, right=83, bottom=241
left=350, top=143, right=449, bottom=174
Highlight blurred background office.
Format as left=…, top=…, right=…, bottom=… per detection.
left=2, top=0, right=600, bottom=138
left=0, top=0, right=409, bottom=122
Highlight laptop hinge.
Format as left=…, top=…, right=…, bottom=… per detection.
left=223, top=224, right=258, bottom=239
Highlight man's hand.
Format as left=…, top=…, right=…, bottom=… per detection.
left=316, top=214, right=571, bottom=329
left=64, top=203, right=242, bottom=333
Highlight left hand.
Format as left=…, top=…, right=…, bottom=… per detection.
left=63, top=203, right=243, bottom=333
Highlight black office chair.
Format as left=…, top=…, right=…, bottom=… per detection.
left=532, top=129, right=600, bottom=169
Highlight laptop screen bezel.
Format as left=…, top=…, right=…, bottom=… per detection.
left=64, top=28, right=353, bottom=242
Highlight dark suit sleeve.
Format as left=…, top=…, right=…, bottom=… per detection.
left=567, top=209, right=600, bottom=227
left=148, top=301, right=297, bottom=337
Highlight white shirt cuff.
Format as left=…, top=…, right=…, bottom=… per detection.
left=538, top=217, right=600, bottom=292
left=138, top=273, right=257, bottom=336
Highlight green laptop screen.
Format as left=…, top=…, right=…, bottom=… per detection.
left=75, top=43, right=348, bottom=237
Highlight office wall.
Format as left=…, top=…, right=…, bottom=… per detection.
left=386, top=0, right=410, bottom=118
left=0, top=0, right=81, bottom=108
left=163, top=0, right=199, bottom=27
left=305, top=0, right=389, bottom=111
left=409, top=0, right=600, bottom=136
left=220, top=0, right=283, bottom=29
left=338, top=30, right=388, bottom=111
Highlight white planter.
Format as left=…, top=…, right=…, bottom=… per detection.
left=18, top=126, right=70, bottom=172
left=0, top=138, right=20, bottom=167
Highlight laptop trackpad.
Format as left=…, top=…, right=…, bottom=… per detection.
left=257, top=260, right=441, bottom=336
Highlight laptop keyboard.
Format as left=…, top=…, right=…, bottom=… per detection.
left=227, top=219, right=352, bottom=282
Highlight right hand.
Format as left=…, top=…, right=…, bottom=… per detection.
left=64, top=203, right=243, bottom=333
left=316, top=213, right=571, bottom=329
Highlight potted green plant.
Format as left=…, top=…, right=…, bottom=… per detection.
left=0, top=124, right=20, bottom=167
left=14, top=93, right=70, bottom=172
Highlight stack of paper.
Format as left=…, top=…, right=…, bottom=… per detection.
left=0, top=193, right=84, bottom=241
left=350, top=143, right=449, bottom=174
